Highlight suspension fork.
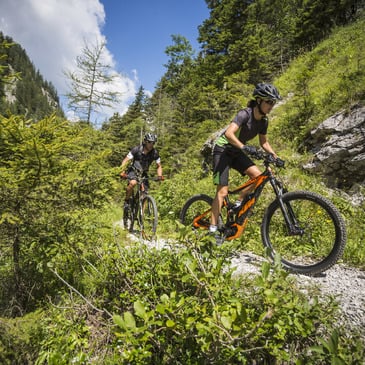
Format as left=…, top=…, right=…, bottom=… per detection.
left=269, top=176, right=304, bottom=235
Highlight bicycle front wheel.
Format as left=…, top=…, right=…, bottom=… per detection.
left=139, top=195, right=158, bottom=241
left=261, top=191, right=347, bottom=276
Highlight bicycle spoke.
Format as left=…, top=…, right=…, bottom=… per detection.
left=262, top=191, right=346, bottom=275
left=180, top=195, right=213, bottom=229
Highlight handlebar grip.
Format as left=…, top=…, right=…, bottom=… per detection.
left=275, top=158, right=285, bottom=168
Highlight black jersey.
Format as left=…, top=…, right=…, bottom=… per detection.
left=127, top=145, right=161, bottom=172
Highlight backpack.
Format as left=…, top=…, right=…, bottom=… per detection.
left=200, top=126, right=227, bottom=174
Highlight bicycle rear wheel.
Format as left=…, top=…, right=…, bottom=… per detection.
left=139, top=195, right=158, bottom=240
left=179, top=194, right=227, bottom=232
left=180, top=194, right=213, bottom=229
left=261, top=191, right=347, bottom=276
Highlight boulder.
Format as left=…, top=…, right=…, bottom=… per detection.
left=303, top=104, right=365, bottom=189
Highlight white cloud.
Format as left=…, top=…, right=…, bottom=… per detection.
left=0, top=0, right=137, bottom=121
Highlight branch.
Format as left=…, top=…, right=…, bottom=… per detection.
left=50, top=268, right=112, bottom=317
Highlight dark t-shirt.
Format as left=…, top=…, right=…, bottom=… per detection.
left=215, top=107, right=268, bottom=148
left=233, top=107, right=268, bottom=143
left=127, top=145, right=161, bottom=173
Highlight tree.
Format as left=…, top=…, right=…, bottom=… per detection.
left=101, top=87, right=150, bottom=166
left=162, top=35, right=195, bottom=95
left=1, top=33, right=62, bottom=119
left=64, top=40, right=121, bottom=125
left=0, top=113, right=116, bottom=313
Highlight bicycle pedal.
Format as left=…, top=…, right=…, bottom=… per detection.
left=224, top=226, right=237, bottom=239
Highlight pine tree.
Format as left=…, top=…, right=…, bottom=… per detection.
left=64, top=40, right=121, bottom=125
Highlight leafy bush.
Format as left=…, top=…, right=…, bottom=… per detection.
left=21, top=232, right=363, bottom=364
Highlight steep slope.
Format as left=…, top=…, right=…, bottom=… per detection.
left=0, top=32, right=64, bottom=120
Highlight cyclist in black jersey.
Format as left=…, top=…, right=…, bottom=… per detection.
left=210, top=83, right=282, bottom=236
left=120, top=133, right=163, bottom=209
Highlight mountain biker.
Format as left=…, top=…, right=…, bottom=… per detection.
left=209, top=83, right=282, bottom=236
left=120, top=133, right=163, bottom=209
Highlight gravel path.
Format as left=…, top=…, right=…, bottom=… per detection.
left=231, top=251, right=365, bottom=338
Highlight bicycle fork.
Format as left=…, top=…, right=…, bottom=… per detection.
left=270, top=178, right=304, bottom=236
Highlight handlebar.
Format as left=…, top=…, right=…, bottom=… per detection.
left=250, top=149, right=285, bottom=168
left=124, top=165, right=164, bottom=183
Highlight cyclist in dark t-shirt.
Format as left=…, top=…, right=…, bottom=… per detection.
left=120, top=133, right=163, bottom=209
left=210, top=83, right=282, bottom=236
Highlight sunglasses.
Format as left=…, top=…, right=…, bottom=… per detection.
left=263, top=99, right=276, bottom=106
left=146, top=140, right=155, bottom=144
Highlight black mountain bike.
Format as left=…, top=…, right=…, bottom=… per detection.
left=180, top=150, right=347, bottom=276
left=123, top=166, right=158, bottom=241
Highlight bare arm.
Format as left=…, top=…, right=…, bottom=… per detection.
left=259, top=134, right=277, bottom=158
left=120, top=156, right=132, bottom=172
left=156, top=162, right=163, bottom=178
left=224, top=122, right=245, bottom=149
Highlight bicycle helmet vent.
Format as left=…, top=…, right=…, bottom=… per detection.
left=144, top=132, right=157, bottom=143
left=253, top=83, right=281, bottom=100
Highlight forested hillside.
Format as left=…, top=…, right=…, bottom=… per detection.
left=102, top=0, right=364, bottom=182
left=1, top=1, right=365, bottom=363
left=0, top=32, right=63, bottom=119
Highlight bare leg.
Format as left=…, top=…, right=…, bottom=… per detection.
left=210, top=165, right=262, bottom=230
left=238, top=165, right=262, bottom=200
left=125, top=179, right=137, bottom=200
left=211, top=185, right=228, bottom=229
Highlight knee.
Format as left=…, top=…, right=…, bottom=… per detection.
left=217, top=187, right=228, bottom=200
left=127, top=180, right=137, bottom=189
left=246, top=166, right=261, bottom=178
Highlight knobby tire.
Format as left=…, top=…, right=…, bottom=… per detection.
left=180, top=194, right=213, bottom=228
left=123, top=199, right=135, bottom=233
left=179, top=194, right=227, bottom=243
left=261, top=191, right=347, bottom=276
left=138, top=195, right=158, bottom=241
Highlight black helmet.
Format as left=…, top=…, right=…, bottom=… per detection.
left=144, top=132, right=157, bottom=143
left=253, top=83, right=281, bottom=100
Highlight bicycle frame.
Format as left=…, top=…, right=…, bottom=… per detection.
left=124, top=166, right=159, bottom=240
left=192, top=158, right=285, bottom=241
left=224, top=173, right=270, bottom=240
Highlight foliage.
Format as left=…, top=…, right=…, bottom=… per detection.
left=0, top=36, right=21, bottom=85
left=0, top=310, right=44, bottom=364
left=274, top=14, right=365, bottom=145
left=1, top=3, right=365, bottom=364
left=0, top=114, right=119, bottom=314
left=0, top=32, right=63, bottom=120
left=200, top=0, right=361, bottom=87
left=4, top=236, right=363, bottom=364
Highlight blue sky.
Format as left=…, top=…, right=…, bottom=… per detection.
left=0, top=0, right=209, bottom=122
left=101, top=0, right=209, bottom=92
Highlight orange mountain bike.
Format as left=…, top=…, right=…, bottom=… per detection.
left=180, top=151, right=347, bottom=276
